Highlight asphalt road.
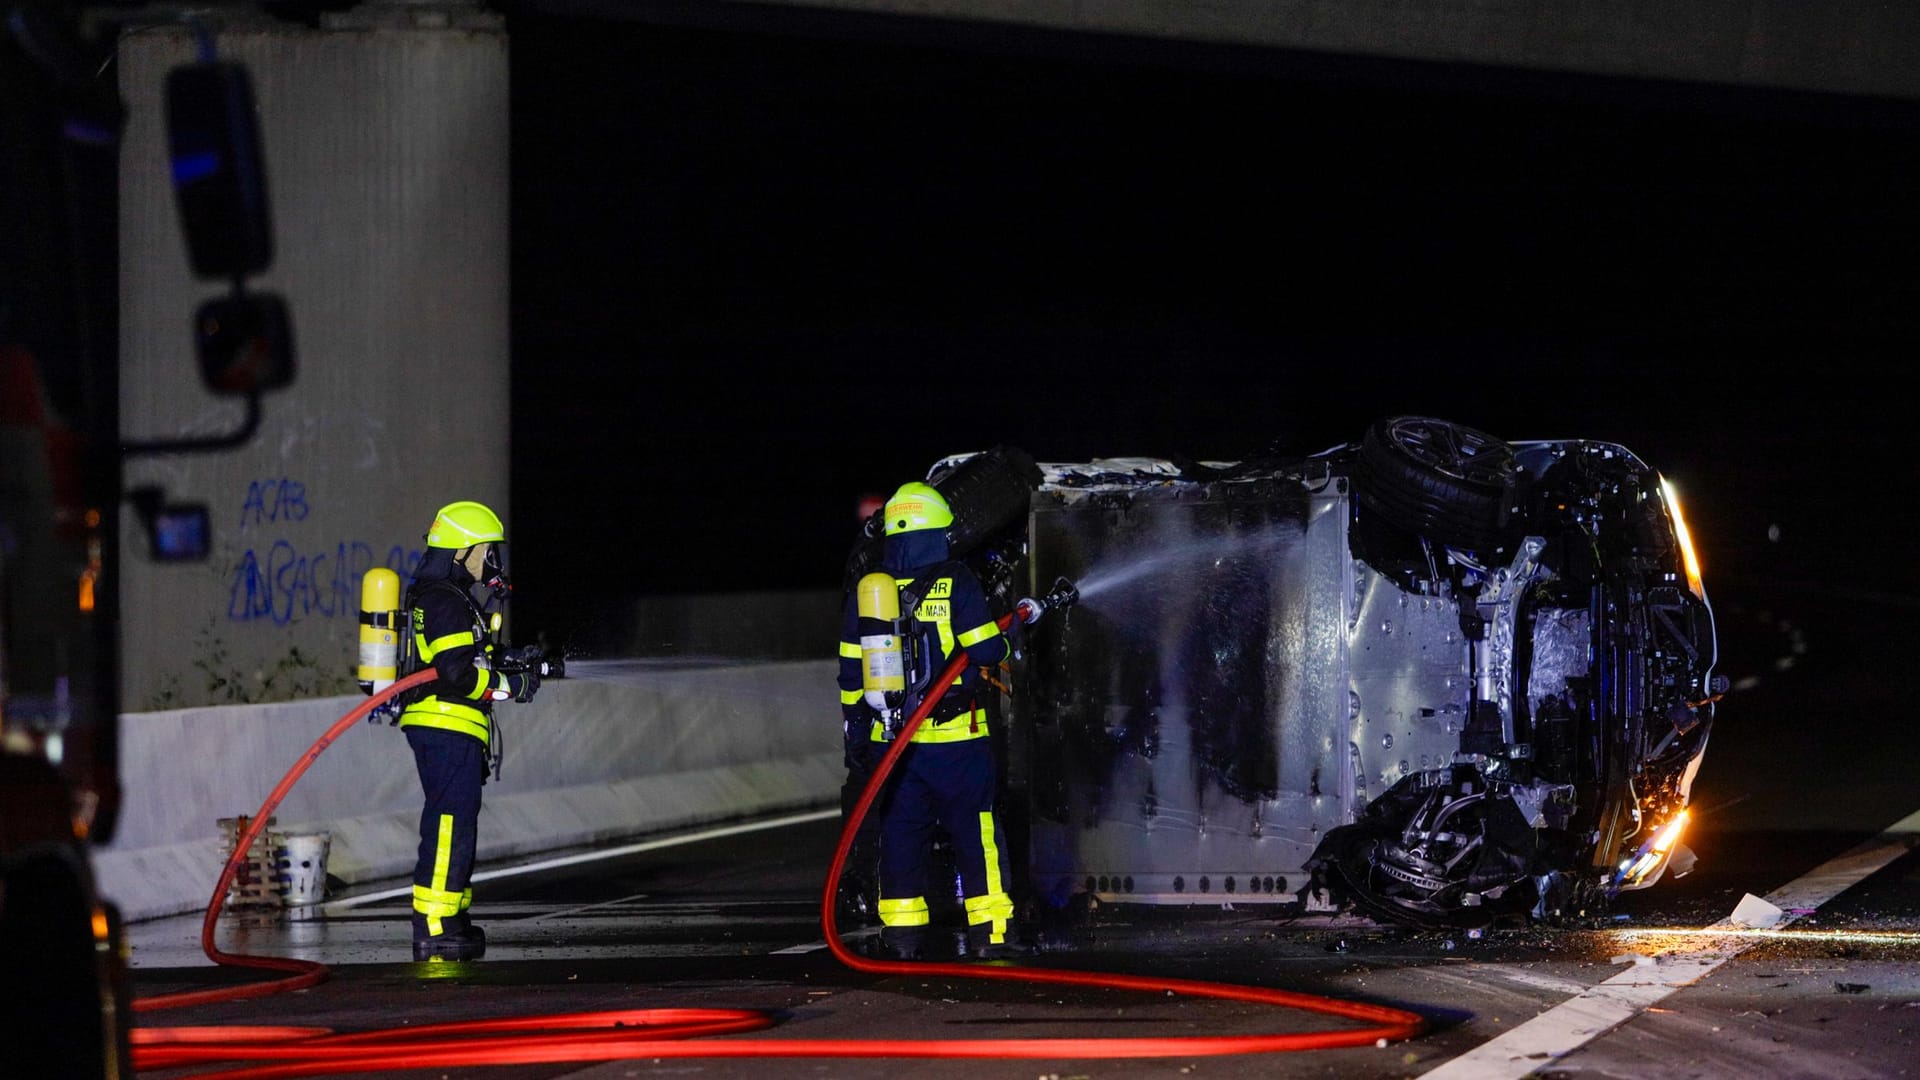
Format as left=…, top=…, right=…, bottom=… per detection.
left=126, top=573, right=1920, bottom=1079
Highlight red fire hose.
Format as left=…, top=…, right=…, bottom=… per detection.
left=133, top=668, right=437, bottom=1013
left=129, top=620, right=1426, bottom=1076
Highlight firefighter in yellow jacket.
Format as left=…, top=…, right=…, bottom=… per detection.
left=400, top=501, right=538, bottom=961
left=838, top=482, right=1025, bottom=959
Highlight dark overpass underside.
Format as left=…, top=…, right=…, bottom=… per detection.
left=538, top=0, right=1920, bottom=102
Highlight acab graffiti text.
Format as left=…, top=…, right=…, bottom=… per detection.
left=228, top=541, right=422, bottom=625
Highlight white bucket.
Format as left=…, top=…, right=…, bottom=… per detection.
left=280, top=832, right=332, bottom=906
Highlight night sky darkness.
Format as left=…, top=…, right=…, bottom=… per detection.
left=501, top=8, right=1919, bottom=646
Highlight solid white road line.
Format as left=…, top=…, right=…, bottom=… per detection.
left=773, top=927, right=878, bottom=955
left=1421, top=806, right=1920, bottom=1080
left=527, top=893, right=652, bottom=922
left=1483, top=968, right=1592, bottom=997
left=321, top=808, right=842, bottom=912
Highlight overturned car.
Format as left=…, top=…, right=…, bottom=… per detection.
left=849, top=416, right=1722, bottom=929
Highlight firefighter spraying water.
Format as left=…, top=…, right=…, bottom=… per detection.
left=357, top=562, right=565, bottom=725
left=353, top=502, right=566, bottom=960
left=839, top=480, right=1076, bottom=959
left=857, top=570, right=1076, bottom=742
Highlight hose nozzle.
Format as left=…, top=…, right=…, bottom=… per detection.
left=502, top=644, right=566, bottom=679
left=1016, top=576, right=1080, bottom=625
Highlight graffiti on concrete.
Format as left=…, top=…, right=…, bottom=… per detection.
left=226, top=477, right=421, bottom=624
left=237, top=476, right=310, bottom=528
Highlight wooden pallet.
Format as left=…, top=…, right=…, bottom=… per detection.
left=216, top=815, right=285, bottom=909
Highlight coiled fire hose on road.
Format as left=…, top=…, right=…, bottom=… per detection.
left=129, top=619, right=1426, bottom=1076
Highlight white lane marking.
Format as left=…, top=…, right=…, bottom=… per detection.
left=320, top=809, right=841, bottom=912
left=1422, top=805, right=1920, bottom=1079
left=774, top=927, right=878, bottom=955
left=1483, top=968, right=1592, bottom=997
left=324, top=899, right=802, bottom=912
left=530, top=897, right=821, bottom=922
left=529, top=893, right=651, bottom=922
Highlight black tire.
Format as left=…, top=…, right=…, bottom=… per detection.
left=1356, top=416, right=1523, bottom=554
left=933, top=445, right=1042, bottom=561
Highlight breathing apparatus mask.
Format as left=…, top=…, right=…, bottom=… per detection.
left=475, top=542, right=512, bottom=609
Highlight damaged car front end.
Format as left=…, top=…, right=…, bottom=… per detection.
left=870, top=416, right=1721, bottom=929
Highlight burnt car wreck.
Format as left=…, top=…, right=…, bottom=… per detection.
left=851, top=416, right=1722, bottom=929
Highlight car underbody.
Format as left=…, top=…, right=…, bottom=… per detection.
left=872, top=416, right=1721, bottom=929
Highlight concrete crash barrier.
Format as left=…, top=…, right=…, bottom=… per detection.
left=93, top=659, right=840, bottom=922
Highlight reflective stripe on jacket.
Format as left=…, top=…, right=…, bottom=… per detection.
left=398, top=580, right=502, bottom=744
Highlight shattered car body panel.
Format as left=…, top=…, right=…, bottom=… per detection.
left=917, top=417, right=1719, bottom=928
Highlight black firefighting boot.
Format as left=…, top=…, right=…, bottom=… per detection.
left=412, top=914, right=487, bottom=962
left=966, top=922, right=1033, bottom=960
left=877, top=925, right=926, bottom=961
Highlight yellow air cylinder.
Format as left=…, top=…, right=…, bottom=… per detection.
left=856, top=571, right=904, bottom=709
left=358, top=568, right=401, bottom=695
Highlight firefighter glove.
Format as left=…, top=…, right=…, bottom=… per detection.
left=505, top=671, right=540, bottom=703
left=842, top=702, right=876, bottom=765
left=1003, top=615, right=1026, bottom=660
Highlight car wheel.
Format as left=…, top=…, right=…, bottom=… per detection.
left=1356, top=416, right=1524, bottom=554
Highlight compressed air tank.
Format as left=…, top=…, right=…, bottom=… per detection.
left=855, top=571, right=905, bottom=709
left=357, top=567, right=401, bottom=695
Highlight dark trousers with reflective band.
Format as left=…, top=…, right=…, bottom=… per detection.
left=407, top=726, right=484, bottom=939
left=875, top=736, right=1015, bottom=946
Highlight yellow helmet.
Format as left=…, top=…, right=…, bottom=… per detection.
left=883, top=482, right=953, bottom=536
left=426, top=500, right=505, bottom=549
